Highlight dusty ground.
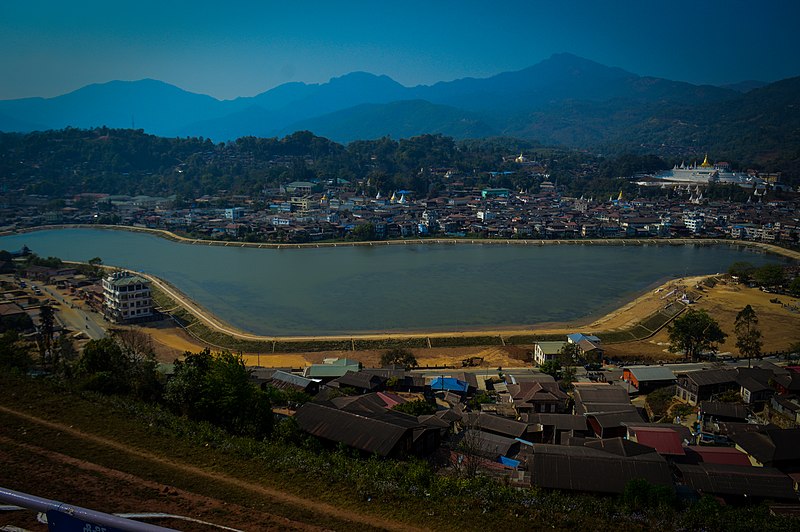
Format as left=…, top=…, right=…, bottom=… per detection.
left=605, top=279, right=800, bottom=360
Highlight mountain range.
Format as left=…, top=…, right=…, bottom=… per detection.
left=1, top=53, right=797, bottom=162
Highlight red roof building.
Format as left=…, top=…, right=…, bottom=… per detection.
left=684, top=446, right=752, bottom=467
left=629, top=426, right=685, bottom=456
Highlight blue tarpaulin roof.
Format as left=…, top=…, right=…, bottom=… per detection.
left=499, top=456, right=521, bottom=468
left=430, top=377, right=469, bottom=393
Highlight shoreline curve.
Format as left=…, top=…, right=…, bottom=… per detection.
left=7, top=224, right=799, bottom=347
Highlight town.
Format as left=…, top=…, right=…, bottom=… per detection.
left=2, top=145, right=799, bottom=246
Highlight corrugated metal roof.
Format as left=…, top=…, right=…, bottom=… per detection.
left=295, top=403, right=417, bottom=456
left=536, top=341, right=566, bottom=354
left=106, top=273, right=148, bottom=287
left=630, top=427, right=686, bottom=456
left=430, top=377, right=469, bottom=393
left=270, top=370, right=314, bottom=389
left=527, top=444, right=672, bottom=494
left=685, top=446, right=752, bottom=467
left=626, top=365, right=676, bottom=382
left=677, top=463, right=796, bottom=500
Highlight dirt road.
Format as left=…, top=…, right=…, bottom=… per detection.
left=0, top=404, right=423, bottom=532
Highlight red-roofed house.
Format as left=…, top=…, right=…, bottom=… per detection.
left=628, top=426, right=685, bottom=456
left=684, top=446, right=752, bottom=467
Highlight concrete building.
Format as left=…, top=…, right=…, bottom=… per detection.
left=102, top=271, right=153, bottom=323
left=533, top=341, right=567, bottom=366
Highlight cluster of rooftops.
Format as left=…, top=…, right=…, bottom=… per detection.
left=250, top=356, right=800, bottom=503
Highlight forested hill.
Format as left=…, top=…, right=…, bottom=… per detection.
left=2, top=128, right=687, bottom=199
left=0, top=129, right=533, bottom=198
left=1, top=53, right=796, bottom=171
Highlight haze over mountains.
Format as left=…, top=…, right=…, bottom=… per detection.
left=0, top=53, right=796, bottom=156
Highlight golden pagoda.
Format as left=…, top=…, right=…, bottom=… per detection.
left=700, top=153, right=713, bottom=168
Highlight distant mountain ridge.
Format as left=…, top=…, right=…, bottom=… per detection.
left=0, top=54, right=796, bottom=163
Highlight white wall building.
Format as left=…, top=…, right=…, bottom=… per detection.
left=103, top=271, right=153, bottom=323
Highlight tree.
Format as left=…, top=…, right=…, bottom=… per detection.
left=348, top=223, right=377, bottom=241
left=88, top=257, right=104, bottom=278
left=735, top=305, right=762, bottom=368
left=727, top=261, right=755, bottom=282
left=539, top=360, right=562, bottom=378
left=789, top=276, right=800, bottom=297
left=752, top=264, right=785, bottom=287
left=165, top=349, right=272, bottom=438
left=0, top=330, right=33, bottom=372
left=76, top=335, right=161, bottom=399
left=559, top=365, right=577, bottom=392
left=380, top=348, right=418, bottom=368
left=77, top=337, right=130, bottom=394
left=559, top=342, right=582, bottom=364
left=36, top=305, right=55, bottom=370
left=668, top=309, right=727, bottom=361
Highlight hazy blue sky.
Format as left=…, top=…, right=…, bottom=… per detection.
left=2, top=0, right=799, bottom=100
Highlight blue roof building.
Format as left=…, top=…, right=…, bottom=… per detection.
left=430, top=377, right=469, bottom=393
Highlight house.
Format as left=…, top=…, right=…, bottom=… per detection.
left=464, top=412, right=536, bottom=441
left=627, top=426, right=685, bottom=457
left=506, top=381, right=569, bottom=414
left=302, top=358, right=361, bottom=382
left=573, top=385, right=632, bottom=415
left=737, top=368, right=775, bottom=404
left=621, top=366, right=676, bottom=394
left=676, top=463, right=798, bottom=503
left=699, top=401, right=749, bottom=423
left=533, top=341, right=566, bottom=365
left=586, top=410, right=646, bottom=439
left=0, top=302, right=33, bottom=332
left=294, top=402, right=439, bottom=457
left=675, top=369, right=738, bottom=405
left=524, top=414, right=591, bottom=444
left=731, top=428, right=800, bottom=471
left=330, top=370, right=386, bottom=394
left=456, top=429, right=521, bottom=461
left=523, top=442, right=673, bottom=494
left=682, top=446, right=752, bottom=467
left=330, top=392, right=408, bottom=414
left=567, top=333, right=603, bottom=361
left=429, top=377, right=470, bottom=395
left=263, top=370, right=319, bottom=395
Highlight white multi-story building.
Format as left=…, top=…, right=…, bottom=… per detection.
left=103, top=271, right=153, bottom=323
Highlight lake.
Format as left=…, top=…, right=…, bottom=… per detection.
left=0, top=228, right=790, bottom=336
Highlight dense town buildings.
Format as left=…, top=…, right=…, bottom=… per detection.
left=1, top=165, right=798, bottom=247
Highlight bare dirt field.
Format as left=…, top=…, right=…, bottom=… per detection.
left=605, top=280, right=800, bottom=360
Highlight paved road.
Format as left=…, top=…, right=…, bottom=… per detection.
left=41, top=285, right=107, bottom=340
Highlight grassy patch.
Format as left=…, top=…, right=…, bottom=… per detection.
left=428, top=336, right=502, bottom=348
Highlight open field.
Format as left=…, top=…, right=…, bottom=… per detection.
left=605, top=279, right=800, bottom=360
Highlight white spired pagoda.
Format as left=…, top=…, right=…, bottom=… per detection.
left=654, top=154, right=765, bottom=188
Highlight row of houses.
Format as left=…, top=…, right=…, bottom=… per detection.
left=255, top=357, right=800, bottom=503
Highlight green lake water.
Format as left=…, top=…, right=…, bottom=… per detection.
left=0, top=229, right=790, bottom=336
